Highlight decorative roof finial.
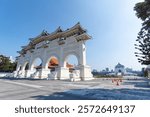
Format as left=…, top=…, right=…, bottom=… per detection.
left=55, top=26, right=63, bottom=33
left=41, top=30, right=49, bottom=36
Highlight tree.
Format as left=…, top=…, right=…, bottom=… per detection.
left=134, top=0, right=150, bottom=21
left=134, top=0, right=150, bottom=65
left=0, top=55, right=16, bottom=72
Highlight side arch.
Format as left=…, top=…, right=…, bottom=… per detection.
left=63, top=51, right=80, bottom=68
left=22, top=61, right=30, bottom=70
left=30, top=57, right=43, bottom=70
left=16, top=64, right=22, bottom=71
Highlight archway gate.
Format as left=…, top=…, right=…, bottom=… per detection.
left=14, top=23, right=93, bottom=81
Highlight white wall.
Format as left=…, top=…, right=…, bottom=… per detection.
left=0, top=72, right=12, bottom=77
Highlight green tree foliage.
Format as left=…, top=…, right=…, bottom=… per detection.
left=134, top=0, right=150, bottom=21
left=134, top=0, right=150, bottom=65
left=0, top=55, right=16, bottom=72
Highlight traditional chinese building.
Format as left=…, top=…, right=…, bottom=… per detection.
left=14, top=23, right=93, bottom=81
left=114, top=63, right=125, bottom=75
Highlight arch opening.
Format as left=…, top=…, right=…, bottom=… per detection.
left=47, top=56, right=59, bottom=72
left=25, top=63, right=29, bottom=70
left=118, top=69, right=122, bottom=73
left=32, top=58, right=43, bottom=71
left=64, top=54, right=79, bottom=73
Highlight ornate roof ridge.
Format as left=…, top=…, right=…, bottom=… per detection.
left=19, top=23, right=89, bottom=53
left=35, top=30, right=49, bottom=38
left=29, top=22, right=86, bottom=41
left=64, top=22, right=86, bottom=32
left=28, top=30, right=49, bottom=41
left=48, top=26, right=63, bottom=36
left=54, top=26, right=63, bottom=33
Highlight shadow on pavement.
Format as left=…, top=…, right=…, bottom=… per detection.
left=123, top=79, right=150, bottom=89
left=30, top=87, right=150, bottom=100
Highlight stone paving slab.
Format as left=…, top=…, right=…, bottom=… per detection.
left=0, top=77, right=150, bottom=100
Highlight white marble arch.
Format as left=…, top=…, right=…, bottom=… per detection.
left=14, top=23, right=93, bottom=81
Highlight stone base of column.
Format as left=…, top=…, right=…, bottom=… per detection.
left=39, top=69, right=50, bottom=79
left=57, top=67, right=70, bottom=80
left=13, top=70, right=34, bottom=78
left=48, top=71, right=58, bottom=80
left=28, top=69, right=50, bottom=79
left=79, top=65, right=94, bottom=81
left=25, top=70, right=36, bottom=78
left=17, top=70, right=26, bottom=78
left=13, top=66, right=94, bottom=81
left=13, top=71, right=18, bottom=77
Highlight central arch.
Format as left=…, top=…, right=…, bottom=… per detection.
left=47, top=56, right=59, bottom=72
left=45, top=53, right=60, bottom=68
left=44, top=55, right=60, bottom=79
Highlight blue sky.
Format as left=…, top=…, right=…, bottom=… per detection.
left=0, top=0, right=144, bottom=71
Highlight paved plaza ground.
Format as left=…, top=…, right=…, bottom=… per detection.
left=0, top=76, right=150, bottom=100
